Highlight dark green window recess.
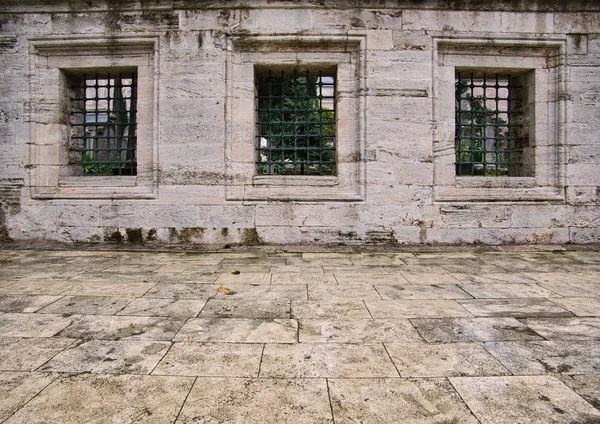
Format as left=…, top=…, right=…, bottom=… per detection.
left=70, top=72, right=137, bottom=176
left=255, top=70, right=336, bottom=176
left=455, top=72, right=524, bottom=177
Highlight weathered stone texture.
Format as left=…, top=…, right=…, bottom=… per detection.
left=0, top=1, right=599, bottom=245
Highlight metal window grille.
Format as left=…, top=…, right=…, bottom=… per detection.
left=70, top=72, right=137, bottom=176
left=455, top=73, right=523, bottom=176
left=255, top=70, right=336, bottom=176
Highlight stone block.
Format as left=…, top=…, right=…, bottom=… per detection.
left=241, top=9, right=314, bottom=32
left=403, top=10, right=504, bottom=32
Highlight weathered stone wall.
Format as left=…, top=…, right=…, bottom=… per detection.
left=0, top=0, right=599, bottom=245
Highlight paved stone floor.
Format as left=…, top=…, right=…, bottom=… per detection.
left=0, top=246, right=599, bottom=423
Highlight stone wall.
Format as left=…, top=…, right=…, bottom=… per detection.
left=0, top=0, right=599, bottom=245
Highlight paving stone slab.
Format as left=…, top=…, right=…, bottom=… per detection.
left=213, top=284, right=307, bottom=300
left=117, top=298, right=206, bottom=318
left=299, top=319, right=423, bottom=344
left=175, top=318, right=298, bottom=343
left=411, top=317, right=544, bottom=342
left=260, top=344, right=398, bottom=378
left=549, top=298, right=600, bottom=316
left=153, top=342, right=263, bottom=377
left=0, top=337, right=76, bottom=371
left=483, top=340, right=600, bottom=375
left=271, top=273, right=336, bottom=284
left=214, top=273, right=271, bottom=285
left=200, top=299, right=290, bottom=319
left=524, top=272, right=600, bottom=285
left=333, top=273, right=409, bottom=285
left=0, top=295, right=62, bottom=313
left=144, top=283, right=219, bottom=299
left=350, top=255, right=407, bottom=266
left=0, top=372, right=60, bottom=422
left=0, top=313, right=76, bottom=337
left=308, top=283, right=381, bottom=300
left=558, top=374, right=600, bottom=411
left=375, top=284, right=472, bottom=300
left=39, top=340, right=170, bottom=375
left=177, top=377, right=333, bottom=424
left=458, top=299, right=572, bottom=317
left=401, top=273, right=461, bottom=285
left=292, top=300, right=372, bottom=319
left=459, top=283, right=561, bottom=298
left=452, top=273, right=539, bottom=285
left=3, top=374, right=194, bottom=424
left=539, top=282, right=600, bottom=297
left=385, top=342, right=510, bottom=378
left=58, top=315, right=185, bottom=341
left=37, top=295, right=133, bottom=315
left=64, top=282, right=157, bottom=297
left=0, top=280, right=77, bottom=296
left=150, top=273, right=219, bottom=284
left=328, top=378, right=478, bottom=424
left=365, top=300, right=472, bottom=319
left=521, top=317, right=600, bottom=340
left=449, top=375, right=600, bottom=424
left=70, top=273, right=153, bottom=283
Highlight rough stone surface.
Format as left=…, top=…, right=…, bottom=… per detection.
left=0, top=247, right=598, bottom=422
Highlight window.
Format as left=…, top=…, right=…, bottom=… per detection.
left=69, top=72, right=137, bottom=176
left=455, top=72, right=526, bottom=177
left=27, top=36, right=158, bottom=199
left=225, top=34, right=366, bottom=202
left=432, top=38, right=566, bottom=202
left=255, top=70, right=336, bottom=176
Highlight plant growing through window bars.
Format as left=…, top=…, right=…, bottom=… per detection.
left=70, top=72, right=137, bottom=176
left=255, top=70, right=336, bottom=176
left=455, top=73, right=523, bottom=176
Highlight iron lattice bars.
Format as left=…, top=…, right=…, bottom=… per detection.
left=455, top=72, right=524, bottom=176
left=255, top=69, right=336, bottom=176
left=70, top=72, right=137, bottom=176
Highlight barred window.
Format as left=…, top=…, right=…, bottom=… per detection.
left=455, top=73, right=524, bottom=177
left=255, top=70, right=336, bottom=176
left=69, top=72, right=137, bottom=176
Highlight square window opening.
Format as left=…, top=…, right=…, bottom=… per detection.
left=455, top=71, right=533, bottom=177
left=255, top=68, right=336, bottom=176
left=67, top=70, right=138, bottom=176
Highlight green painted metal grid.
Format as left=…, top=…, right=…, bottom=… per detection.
left=255, top=70, right=336, bottom=176
left=70, top=72, right=137, bottom=176
left=455, top=72, right=523, bottom=176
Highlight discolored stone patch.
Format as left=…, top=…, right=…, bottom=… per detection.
left=143, top=283, right=219, bottom=299
left=292, top=300, right=371, bottom=319
left=458, top=283, right=560, bottom=299
left=153, top=342, right=263, bottom=377
left=0, top=313, right=76, bottom=338
left=299, top=319, right=423, bottom=344
left=213, top=284, right=307, bottom=300
left=0, top=372, right=60, bottom=421
left=0, top=281, right=77, bottom=296
left=375, top=284, right=472, bottom=300
left=549, top=298, right=600, bottom=317
left=329, top=378, right=478, bottom=424
left=483, top=340, right=600, bottom=375
left=386, top=342, right=510, bottom=378
left=200, top=299, right=290, bottom=319
left=308, top=284, right=381, bottom=300
left=64, top=282, right=156, bottom=297
left=39, top=340, right=170, bottom=375
left=0, top=295, right=62, bottom=313
left=0, top=337, right=76, bottom=371
left=559, top=374, right=600, bottom=411
left=260, top=344, right=398, bottom=378
left=117, top=298, right=206, bottom=318
left=37, top=296, right=133, bottom=316
left=57, top=315, right=185, bottom=341
left=3, top=374, right=194, bottom=424
left=178, top=378, right=333, bottom=423
left=174, top=318, right=298, bottom=343
left=365, top=300, right=472, bottom=319
left=411, top=317, right=544, bottom=342
left=449, top=375, right=600, bottom=423
left=521, top=317, right=600, bottom=340
left=458, top=299, right=572, bottom=318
